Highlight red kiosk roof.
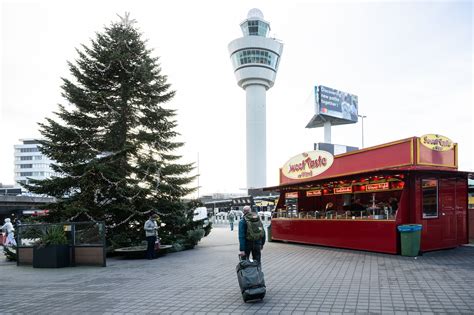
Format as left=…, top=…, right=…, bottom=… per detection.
left=272, top=136, right=458, bottom=189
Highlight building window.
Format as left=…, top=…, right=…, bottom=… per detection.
left=242, top=20, right=269, bottom=37
left=21, top=156, right=33, bottom=160
left=20, top=164, right=33, bottom=169
left=231, top=49, right=279, bottom=70
left=34, top=155, right=43, bottom=160
left=422, top=179, right=438, bottom=218
left=20, top=147, right=39, bottom=153
left=248, top=20, right=258, bottom=35
left=20, top=172, right=33, bottom=176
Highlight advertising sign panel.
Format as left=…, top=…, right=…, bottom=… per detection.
left=315, top=85, right=358, bottom=122
left=282, top=150, right=334, bottom=180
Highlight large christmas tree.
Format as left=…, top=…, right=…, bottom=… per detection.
left=26, top=14, right=198, bottom=248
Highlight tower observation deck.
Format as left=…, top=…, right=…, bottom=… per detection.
left=228, top=8, right=283, bottom=190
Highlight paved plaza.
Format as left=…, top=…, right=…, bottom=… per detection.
left=1, top=225, right=474, bottom=314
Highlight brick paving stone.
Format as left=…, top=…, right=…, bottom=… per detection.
left=2, top=228, right=474, bottom=314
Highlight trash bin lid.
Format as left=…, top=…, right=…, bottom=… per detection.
left=397, top=224, right=422, bottom=232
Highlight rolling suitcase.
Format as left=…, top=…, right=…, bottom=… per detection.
left=236, top=256, right=266, bottom=302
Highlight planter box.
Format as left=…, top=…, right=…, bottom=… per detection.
left=33, top=245, right=70, bottom=268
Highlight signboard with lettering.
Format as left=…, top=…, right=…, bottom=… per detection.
left=316, top=85, right=358, bottom=123
left=366, top=182, right=389, bottom=191
left=334, top=186, right=352, bottom=194
left=420, top=134, right=454, bottom=152
left=306, top=189, right=322, bottom=197
left=282, top=150, right=334, bottom=180
left=285, top=192, right=298, bottom=199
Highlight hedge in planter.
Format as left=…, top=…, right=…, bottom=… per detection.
left=33, top=225, right=70, bottom=268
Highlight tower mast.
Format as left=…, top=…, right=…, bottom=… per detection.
left=228, top=8, right=283, bottom=190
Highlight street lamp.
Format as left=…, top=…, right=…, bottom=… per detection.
left=358, top=114, right=367, bottom=149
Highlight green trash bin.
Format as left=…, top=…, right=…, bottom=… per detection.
left=397, top=224, right=422, bottom=257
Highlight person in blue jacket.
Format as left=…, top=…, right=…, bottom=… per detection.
left=239, top=206, right=265, bottom=262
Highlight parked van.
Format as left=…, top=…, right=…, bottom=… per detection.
left=193, top=207, right=209, bottom=228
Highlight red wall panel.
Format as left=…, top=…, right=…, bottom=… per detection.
left=271, top=219, right=398, bottom=254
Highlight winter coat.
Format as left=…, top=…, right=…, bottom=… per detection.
left=144, top=219, right=158, bottom=237
left=1, top=219, right=14, bottom=235
left=238, top=212, right=266, bottom=251
left=228, top=211, right=235, bottom=223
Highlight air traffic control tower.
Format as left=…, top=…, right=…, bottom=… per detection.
left=228, top=9, right=283, bottom=190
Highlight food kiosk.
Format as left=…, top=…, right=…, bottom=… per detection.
left=266, top=135, right=469, bottom=254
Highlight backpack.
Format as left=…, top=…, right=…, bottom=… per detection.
left=244, top=213, right=265, bottom=241
left=228, top=212, right=235, bottom=220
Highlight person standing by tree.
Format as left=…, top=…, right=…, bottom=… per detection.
left=239, top=206, right=265, bottom=262
left=144, top=213, right=159, bottom=259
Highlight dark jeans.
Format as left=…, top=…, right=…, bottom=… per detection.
left=244, top=240, right=262, bottom=262
left=146, top=236, right=157, bottom=259
left=230, top=222, right=234, bottom=231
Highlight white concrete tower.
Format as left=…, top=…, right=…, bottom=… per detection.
left=228, top=8, right=283, bottom=189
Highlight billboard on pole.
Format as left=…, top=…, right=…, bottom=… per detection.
left=306, top=85, right=359, bottom=128
left=316, top=85, right=358, bottom=122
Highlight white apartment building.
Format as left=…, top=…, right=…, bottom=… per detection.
left=14, top=139, right=56, bottom=187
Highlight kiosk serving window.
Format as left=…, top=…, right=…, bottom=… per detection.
left=275, top=174, right=405, bottom=221
left=284, top=192, right=298, bottom=218
left=422, top=179, right=438, bottom=218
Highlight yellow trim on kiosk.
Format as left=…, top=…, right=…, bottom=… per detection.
left=416, top=138, right=457, bottom=168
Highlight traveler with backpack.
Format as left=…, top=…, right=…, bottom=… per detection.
left=228, top=210, right=236, bottom=231
left=238, top=206, right=266, bottom=262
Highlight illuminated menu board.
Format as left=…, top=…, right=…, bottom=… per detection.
left=285, top=192, right=298, bottom=199
left=306, top=189, right=322, bottom=197
left=366, top=182, right=389, bottom=191
left=334, top=186, right=352, bottom=194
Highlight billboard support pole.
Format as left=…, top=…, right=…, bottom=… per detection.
left=324, top=121, right=332, bottom=143
left=358, top=114, right=367, bottom=148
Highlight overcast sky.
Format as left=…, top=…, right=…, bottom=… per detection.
left=1, top=0, right=472, bottom=197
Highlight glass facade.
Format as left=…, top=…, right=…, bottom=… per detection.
left=241, top=20, right=269, bottom=37
left=231, top=49, right=280, bottom=70
left=14, top=140, right=54, bottom=188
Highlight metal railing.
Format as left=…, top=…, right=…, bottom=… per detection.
left=212, top=212, right=271, bottom=226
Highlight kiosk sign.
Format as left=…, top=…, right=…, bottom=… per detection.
left=334, top=186, right=352, bottom=194
left=282, top=150, right=334, bottom=180
left=420, top=134, right=454, bottom=152
left=306, top=189, right=322, bottom=197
